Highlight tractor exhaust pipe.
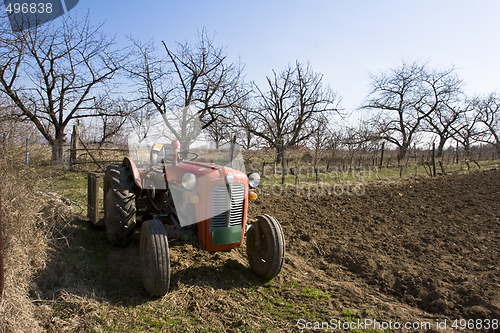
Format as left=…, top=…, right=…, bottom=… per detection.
left=171, top=140, right=181, bottom=166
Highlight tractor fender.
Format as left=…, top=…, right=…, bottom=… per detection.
left=123, top=157, right=143, bottom=196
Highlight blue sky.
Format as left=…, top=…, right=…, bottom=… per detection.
left=69, top=1, right=500, bottom=116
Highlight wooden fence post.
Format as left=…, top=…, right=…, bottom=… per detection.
left=70, top=125, right=79, bottom=171
left=414, top=143, right=417, bottom=176
left=281, top=139, right=285, bottom=185
left=87, top=172, right=105, bottom=225
left=379, top=142, right=385, bottom=168
left=432, top=142, right=436, bottom=176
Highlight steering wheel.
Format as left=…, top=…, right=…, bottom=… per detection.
left=177, top=150, right=199, bottom=161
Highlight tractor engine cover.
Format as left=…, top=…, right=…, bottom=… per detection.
left=164, top=161, right=249, bottom=252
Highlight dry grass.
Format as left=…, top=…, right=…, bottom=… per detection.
left=0, top=161, right=77, bottom=333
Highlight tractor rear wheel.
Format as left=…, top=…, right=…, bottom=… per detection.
left=246, top=214, right=286, bottom=279
left=104, top=164, right=137, bottom=247
left=140, top=219, right=170, bottom=297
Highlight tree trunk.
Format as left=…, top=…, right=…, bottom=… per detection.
left=51, top=141, right=64, bottom=164
left=379, top=142, right=385, bottom=168
left=397, top=145, right=408, bottom=165
left=281, top=140, right=285, bottom=185
left=275, top=143, right=284, bottom=164
left=437, top=138, right=446, bottom=158
left=51, top=130, right=66, bottom=164
left=70, top=125, right=79, bottom=171
left=180, top=140, right=190, bottom=152
left=432, top=142, right=436, bottom=176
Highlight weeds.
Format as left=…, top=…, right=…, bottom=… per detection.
left=300, top=287, right=330, bottom=300
left=0, top=162, right=77, bottom=333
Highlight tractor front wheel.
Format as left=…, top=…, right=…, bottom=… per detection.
left=246, top=215, right=286, bottom=279
left=140, top=219, right=171, bottom=297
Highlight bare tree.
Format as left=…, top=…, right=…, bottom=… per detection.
left=128, top=29, right=249, bottom=150
left=322, top=126, right=344, bottom=170
left=94, top=98, right=131, bottom=147
left=308, top=115, right=331, bottom=169
left=339, top=120, right=382, bottom=170
left=0, top=94, right=42, bottom=143
left=0, top=14, right=123, bottom=162
left=342, top=118, right=381, bottom=149
left=205, top=111, right=231, bottom=149
left=449, top=98, right=480, bottom=155
left=476, top=93, right=500, bottom=153
left=250, top=61, right=340, bottom=162
left=128, top=103, right=160, bottom=145
left=364, top=61, right=465, bottom=161
left=420, top=66, right=463, bottom=157
left=231, top=99, right=262, bottom=150
left=363, top=61, right=430, bottom=163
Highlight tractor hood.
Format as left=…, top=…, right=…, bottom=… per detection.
left=179, top=161, right=221, bottom=175
left=165, top=161, right=248, bottom=186
left=163, top=160, right=248, bottom=228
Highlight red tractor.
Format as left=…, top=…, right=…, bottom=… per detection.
left=88, top=139, right=285, bottom=296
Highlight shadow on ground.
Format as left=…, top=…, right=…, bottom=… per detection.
left=35, top=218, right=264, bottom=307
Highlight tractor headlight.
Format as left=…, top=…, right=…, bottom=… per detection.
left=247, top=172, right=260, bottom=188
left=181, top=173, right=197, bottom=190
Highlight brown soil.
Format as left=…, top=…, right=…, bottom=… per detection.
left=249, top=169, right=500, bottom=330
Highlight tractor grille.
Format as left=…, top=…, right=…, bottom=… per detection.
left=211, top=183, right=245, bottom=229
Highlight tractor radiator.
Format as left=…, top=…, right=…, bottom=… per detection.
left=210, top=183, right=245, bottom=229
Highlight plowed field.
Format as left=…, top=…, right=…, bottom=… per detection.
left=248, top=169, right=500, bottom=331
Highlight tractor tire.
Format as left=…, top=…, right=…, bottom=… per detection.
left=104, top=164, right=137, bottom=247
left=140, top=219, right=170, bottom=297
left=246, top=214, right=286, bottom=279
